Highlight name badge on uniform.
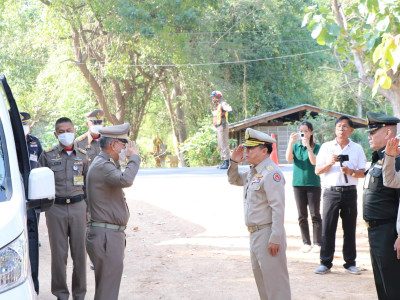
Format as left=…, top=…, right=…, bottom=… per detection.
left=51, top=160, right=62, bottom=166
left=73, top=176, right=84, bottom=186
left=29, top=154, right=38, bottom=162
left=30, top=142, right=38, bottom=148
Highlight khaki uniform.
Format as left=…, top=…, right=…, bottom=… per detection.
left=86, top=151, right=141, bottom=300
left=75, top=132, right=101, bottom=164
left=228, top=157, right=291, bottom=300
left=38, top=144, right=88, bottom=300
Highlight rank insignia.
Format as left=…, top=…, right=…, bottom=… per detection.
left=267, top=165, right=274, bottom=171
left=273, top=173, right=281, bottom=182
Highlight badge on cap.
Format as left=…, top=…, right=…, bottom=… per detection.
left=273, top=173, right=281, bottom=182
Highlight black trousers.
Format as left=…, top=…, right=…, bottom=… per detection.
left=368, top=222, right=400, bottom=300
left=320, top=189, right=357, bottom=269
left=293, top=186, right=322, bottom=245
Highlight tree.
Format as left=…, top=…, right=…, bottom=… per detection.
left=303, top=0, right=400, bottom=116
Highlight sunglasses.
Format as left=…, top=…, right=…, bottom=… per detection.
left=91, top=120, right=103, bottom=125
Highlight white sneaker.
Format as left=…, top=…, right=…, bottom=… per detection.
left=299, top=244, right=312, bottom=253
left=311, top=245, right=321, bottom=253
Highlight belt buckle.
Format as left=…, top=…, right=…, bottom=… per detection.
left=66, top=198, right=71, bottom=204
left=248, top=227, right=254, bottom=233
left=366, top=221, right=370, bottom=229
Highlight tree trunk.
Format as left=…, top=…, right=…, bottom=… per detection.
left=357, top=81, right=362, bottom=118
left=176, top=101, right=187, bottom=143
left=158, top=78, right=186, bottom=167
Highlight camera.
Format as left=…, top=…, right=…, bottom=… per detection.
left=300, top=133, right=305, bottom=138
left=337, top=154, right=349, bottom=162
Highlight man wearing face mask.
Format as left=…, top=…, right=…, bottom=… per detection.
left=86, top=123, right=140, bottom=300
left=20, top=111, right=43, bottom=293
left=38, top=117, right=88, bottom=300
left=76, top=109, right=105, bottom=164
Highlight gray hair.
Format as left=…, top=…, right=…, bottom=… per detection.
left=100, top=136, right=116, bottom=148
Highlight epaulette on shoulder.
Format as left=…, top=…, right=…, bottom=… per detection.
left=77, top=147, right=87, bottom=155
left=75, top=133, right=88, bottom=142
left=45, top=146, right=57, bottom=153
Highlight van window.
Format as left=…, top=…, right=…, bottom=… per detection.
left=0, top=120, right=11, bottom=202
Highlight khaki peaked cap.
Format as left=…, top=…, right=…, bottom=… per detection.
left=366, top=111, right=400, bottom=133
left=85, top=109, right=105, bottom=120
left=99, top=123, right=130, bottom=140
left=243, top=128, right=276, bottom=148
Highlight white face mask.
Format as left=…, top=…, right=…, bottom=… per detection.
left=90, top=125, right=103, bottom=135
left=58, top=132, right=75, bottom=147
left=23, top=125, right=30, bottom=136
left=118, top=148, right=127, bottom=161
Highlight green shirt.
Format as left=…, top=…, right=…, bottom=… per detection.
left=292, top=142, right=321, bottom=187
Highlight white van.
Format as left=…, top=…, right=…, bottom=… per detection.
left=0, top=75, right=55, bottom=299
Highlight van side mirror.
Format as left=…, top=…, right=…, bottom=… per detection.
left=26, top=167, right=55, bottom=212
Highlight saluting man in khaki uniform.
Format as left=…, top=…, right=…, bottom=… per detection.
left=38, top=117, right=88, bottom=300
left=228, top=128, right=291, bottom=300
left=86, top=123, right=140, bottom=300
left=75, top=109, right=105, bottom=164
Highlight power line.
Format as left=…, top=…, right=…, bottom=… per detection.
left=118, top=49, right=330, bottom=67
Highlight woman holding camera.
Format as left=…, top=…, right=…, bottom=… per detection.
left=285, top=121, right=322, bottom=253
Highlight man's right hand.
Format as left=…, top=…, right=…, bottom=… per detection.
left=126, top=141, right=139, bottom=157
left=385, top=138, right=400, bottom=157
left=231, top=145, right=246, bottom=163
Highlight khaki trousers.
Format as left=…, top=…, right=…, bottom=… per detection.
left=250, top=226, right=291, bottom=300
left=216, top=123, right=230, bottom=160
left=86, top=226, right=126, bottom=300
left=45, top=200, right=87, bottom=300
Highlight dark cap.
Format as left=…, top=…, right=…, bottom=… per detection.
left=99, top=123, right=130, bottom=140
left=243, top=128, right=276, bottom=148
left=85, top=109, right=105, bottom=121
left=20, top=112, right=31, bottom=125
left=366, top=111, right=400, bottom=133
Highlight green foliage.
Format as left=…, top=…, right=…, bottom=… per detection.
left=181, top=124, right=220, bottom=167
left=181, top=122, right=236, bottom=167
left=303, top=0, right=400, bottom=94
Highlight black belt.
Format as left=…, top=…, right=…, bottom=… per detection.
left=54, top=194, right=83, bottom=205
left=365, top=219, right=396, bottom=228
left=327, top=185, right=356, bottom=192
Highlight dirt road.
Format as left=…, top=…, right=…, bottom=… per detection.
left=38, top=166, right=377, bottom=299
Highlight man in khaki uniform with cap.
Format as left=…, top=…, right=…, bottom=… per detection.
left=86, top=122, right=140, bottom=300
left=75, top=109, right=105, bottom=164
left=38, top=117, right=88, bottom=300
left=228, top=128, right=291, bottom=300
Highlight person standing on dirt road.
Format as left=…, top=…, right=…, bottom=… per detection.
left=211, top=90, right=232, bottom=169
left=314, top=116, right=366, bottom=276
left=86, top=123, right=141, bottom=300
left=364, top=111, right=400, bottom=299
left=228, top=128, right=291, bottom=300
left=38, top=117, right=88, bottom=300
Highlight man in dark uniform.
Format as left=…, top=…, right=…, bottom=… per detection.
left=86, top=123, right=140, bottom=300
left=38, top=117, right=88, bottom=300
left=20, top=111, right=43, bottom=293
left=75, top=109, right=104, bottom=164
left=363, top=111, right=400, bottom=300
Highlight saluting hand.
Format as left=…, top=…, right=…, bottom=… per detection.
left=126, top=141, right=139, bottom=157
left=385, top=138, right=400, bottom=157
left=231, top=145, right=246, bottom=163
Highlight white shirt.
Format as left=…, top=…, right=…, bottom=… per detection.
left=316, top=138, right=367, bottom=187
